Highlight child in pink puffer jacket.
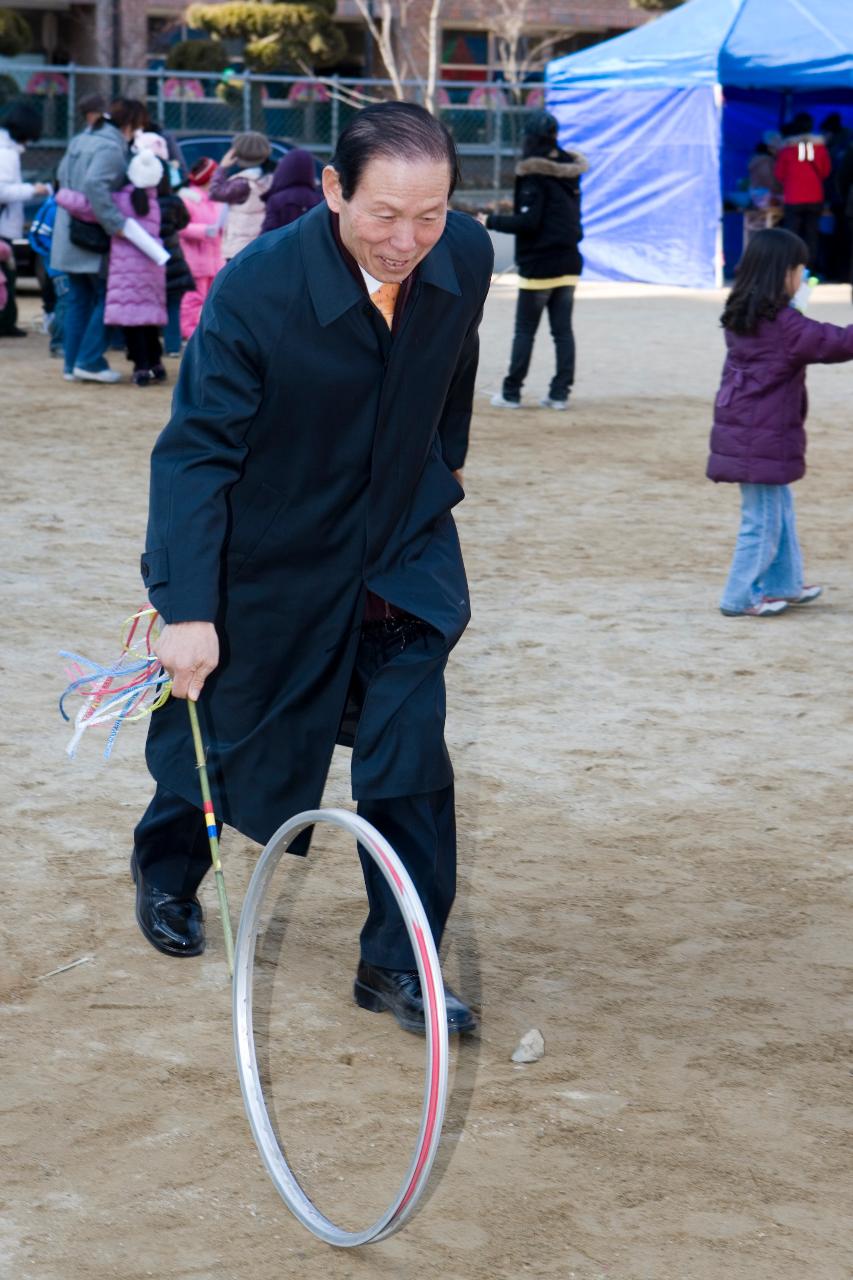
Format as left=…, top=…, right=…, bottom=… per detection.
left=178, top=156, right=224, bottom=339
left=57, top=148, right=167, bottom=385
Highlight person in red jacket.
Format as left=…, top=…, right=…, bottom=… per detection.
left=774, top=113, right=831, bottom=270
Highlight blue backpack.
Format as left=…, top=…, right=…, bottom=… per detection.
left=28, top=195, right=58, bottom=260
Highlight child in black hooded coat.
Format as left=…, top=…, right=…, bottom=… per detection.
left=483, top=111, right=588, bottom=411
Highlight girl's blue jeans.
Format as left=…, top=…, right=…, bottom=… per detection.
left=721, top=483, right=804, bottom=612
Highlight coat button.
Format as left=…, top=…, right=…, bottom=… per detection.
left=141, top=561, right=149, bottom=577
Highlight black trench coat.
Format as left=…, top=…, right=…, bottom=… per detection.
left=141, top=204, right=493, bottom=845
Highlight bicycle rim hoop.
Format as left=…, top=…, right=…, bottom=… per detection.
left=232, top=807, right=450, bottom=1247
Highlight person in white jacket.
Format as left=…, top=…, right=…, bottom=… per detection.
left=0, top=104, right=51, bottom=337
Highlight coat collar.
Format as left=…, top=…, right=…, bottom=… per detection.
left=92, top=120, right=127, bottom=150
left=419, top=228, right=461, bottom=297
left=300, top=204, right=460, bottom=328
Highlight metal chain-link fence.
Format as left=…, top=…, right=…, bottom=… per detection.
left=3, top=63, right=545, bottom=193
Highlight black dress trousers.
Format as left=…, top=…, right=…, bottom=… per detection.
left=133, top=617, right=456, bottom=971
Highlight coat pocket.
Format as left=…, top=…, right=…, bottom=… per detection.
left=225, top=480, right=288, bottom=580
left=715, top=367, right=746, bottom=410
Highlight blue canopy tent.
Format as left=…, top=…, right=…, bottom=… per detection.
left=545, top=0, right=853, bottom=287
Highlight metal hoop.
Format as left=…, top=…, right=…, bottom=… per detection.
left=232, top=808, right=450, bottom=1247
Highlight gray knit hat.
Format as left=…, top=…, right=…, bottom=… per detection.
left=231, top=130, right=271, bottom=166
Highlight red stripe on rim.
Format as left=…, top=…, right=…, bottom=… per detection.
left=359, top=836, right=443, bottom=1218
left=374, top=844, right=406, bottom=894
left=396, top=920, right=441, bottom=1212
left=204, top=801, right=215, bottom=817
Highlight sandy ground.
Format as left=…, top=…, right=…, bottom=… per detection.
left=2, top=277, right=852, bottom=1280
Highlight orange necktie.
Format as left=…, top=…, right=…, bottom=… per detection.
left=370, top=282, right=400, bottom=330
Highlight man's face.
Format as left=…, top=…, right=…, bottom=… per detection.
left=323, top=155, right=450, bottom=283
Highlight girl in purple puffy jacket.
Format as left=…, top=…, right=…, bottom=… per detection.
left=57, top=148, right=167, bottom=386
left=708, top=228, right=853, bottom=617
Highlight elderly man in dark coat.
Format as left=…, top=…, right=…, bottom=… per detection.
left=133, top=102, right=493, bottom=1035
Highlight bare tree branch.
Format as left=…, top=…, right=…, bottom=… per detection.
left=295, top=60, right=382, bottom=107
left=348, top=0, right=405, bottom=99
left=390, top=0, right=420, bottom=84
left=343, top=0, right=445, bottom=111
left=468, top=0, right=565, bottom=100
left=424, top=0, right=444, bottom=114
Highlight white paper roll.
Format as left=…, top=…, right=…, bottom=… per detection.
left=123, top=217, right=170, bottom=266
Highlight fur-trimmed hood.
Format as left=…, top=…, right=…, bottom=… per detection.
left=516, top=152, right=589, bottom=181
left=486, top=146, right=585, bottom=276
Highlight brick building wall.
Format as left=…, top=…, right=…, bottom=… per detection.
left=335, top=0, right=648, bottom=29
left=9, top=0, right=164, bottom=67
left=8, top=0, right=649, bottom=74
left=335, top=0, right=649, bottom=78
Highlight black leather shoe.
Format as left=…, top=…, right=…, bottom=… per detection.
left=130, top=850, right=205, bottom=957
left=354, top=960, right=477, bottom=1035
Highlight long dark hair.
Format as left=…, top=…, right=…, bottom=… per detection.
left=131, top=188, right=150, bottom=216
left=721, top=228, right=808, bottom=335
left=156, top=161, right=171, bottom=199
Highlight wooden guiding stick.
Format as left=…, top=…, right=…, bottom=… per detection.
left=186, top=698, right=235, bottom=977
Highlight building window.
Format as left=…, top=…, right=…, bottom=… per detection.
left=441, top=29, right=489, bottom=83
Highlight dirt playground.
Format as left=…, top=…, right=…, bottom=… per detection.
left=1, top=279, right=851, bottom=1280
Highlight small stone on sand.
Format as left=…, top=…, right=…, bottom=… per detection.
left=511, top=1029, right=545, bottom=1063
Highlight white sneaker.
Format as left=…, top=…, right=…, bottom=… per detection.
left=72, top=365, right=121, bottom=384
left=539, top=396, right=569, bottom=410
left=62, top=371, right=78, bottom=382
left=490, top=393, right=520, bottom=409
left=764, top=585, right=822, bottom=605
left=720, top=600, right=788, bottom=617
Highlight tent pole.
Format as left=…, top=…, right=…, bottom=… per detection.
left=715, top=82, right=725, bottom=289
left=715, top=221, right=724, bottom=289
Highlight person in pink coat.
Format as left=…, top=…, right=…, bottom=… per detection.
left=178, top=157, right=224, bottom=339
left=57, top=148, right=167, bottom=385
